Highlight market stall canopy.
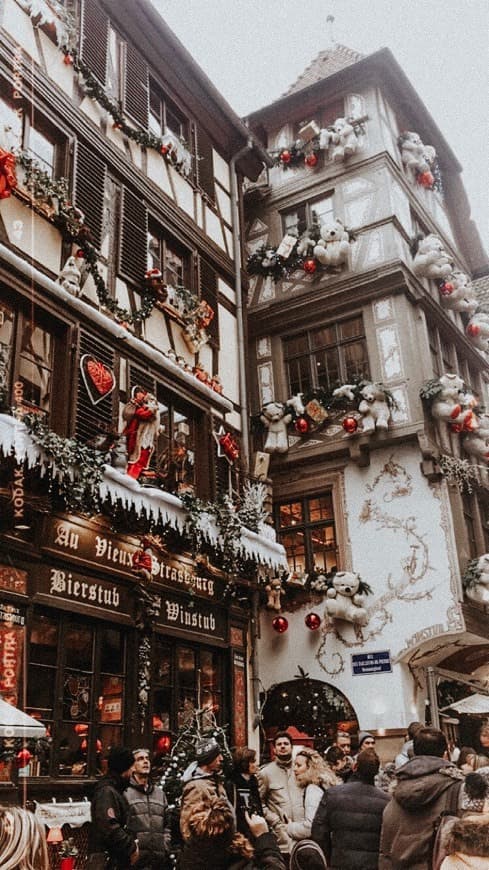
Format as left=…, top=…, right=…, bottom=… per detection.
left=441, top=692, right=489, bottom=715
left=0, top=699, right=46, bottom=738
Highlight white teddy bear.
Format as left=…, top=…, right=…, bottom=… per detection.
left=313, top=218, right=351, bottom=269
left=439, top=271, right=478, bottom=316
left=413, top=234, right=452, bottom=280
left=466, top=312, right=489, bottom=354
left=399, top=131, right=432, bottom=176
left=358, top=383, right=391, bottom=433
left=324, top=571, right=368, bottom=625
left=331, top=117, right=358, bottom=162
left=261, top=402, right=292, bottom=454
left=465, top=554, right=489, bottom=606
left=463, top=414, right=489, bottom=463
left=430, top=373, right=478, bottom=431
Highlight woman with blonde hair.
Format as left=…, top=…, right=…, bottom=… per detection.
left=286, top=748, right=338, bottom=842
left=0, top=806, right=49, bottom=869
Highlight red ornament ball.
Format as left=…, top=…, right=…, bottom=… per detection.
left=160, top=145, right=169, bottom=156
left=63, top=54, right=73, bottom=65
left=305, top=612, right=321, bottom=630
left=295, top=416, right=309, bottom=435
left=467, top=323, right=481, bottom=338
left=439, top=281, right=454, bottom=296
left=279, top=150, right=291, bottom=164
left=418, top=171, right=434, bottom=188
left=303, top=258, right=317, bottom=274
left=342, top=416, right=358, bottom=434
left=75, top=249, right=85, bottom=259
left=272, top=615, right=288, bottom=634
left=305, top=153, right=318, bottom=167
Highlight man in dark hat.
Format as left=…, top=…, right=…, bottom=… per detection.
left=179, top=737, right=230, bottom=841
left=88, top=746, right=139, bottom=869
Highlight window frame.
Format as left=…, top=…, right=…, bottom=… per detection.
left=147, top=224, right=192, bottom=291
left=281, top=191, right=335, bottom=237
left=275, top=491, right=340, bottom=576
left=283, top=315, right=370, bottom=396
left=149, top=77, right=190, bottom=147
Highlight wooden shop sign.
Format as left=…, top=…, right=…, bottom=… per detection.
left=158, top=592, right=226, bottom=641
left=42, top=516, right=218, bottom=598
left=37, top=564, right=131, bottom=617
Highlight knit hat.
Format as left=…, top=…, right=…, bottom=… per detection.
left=290, top=840, right=328, bottom=870
left=358, top=731, right=375, bottom=749
left=195, top=737, right=221, bottom=766
left=107, top=746, right=135, bottom=775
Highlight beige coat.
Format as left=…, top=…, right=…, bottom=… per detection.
left=257, top=759, right=303, bottom=853
left=180, top=766, right=228, bottom=840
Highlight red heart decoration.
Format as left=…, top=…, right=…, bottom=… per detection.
left=80, top=354, right=115, bottom=405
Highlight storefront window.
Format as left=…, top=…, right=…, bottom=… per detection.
left=26, top=612, right=126, bottom=778
left=152, top=640, right=225, bottom=758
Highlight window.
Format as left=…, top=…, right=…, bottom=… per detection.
left=0, top=302, right=68, bottom=425
left=152, top=639, right=224, bottom=755
left=462, top=493, right=478, bottom=560
left=26, top=611, right=127, bottom=778
left=156, top=390, right=198, bottom=496
left=284, top=316, right=369, bottom=395
left=147, top=229, right=190, bottom=288
left=0, top=96, right=63, bottom=180
left=282, top=193, right=334, bottom=236
left=106, top=24, right=123, bottom=102
left=149, top=78, right=188, bottom=143
left=276, top=493, right=338, bottom=575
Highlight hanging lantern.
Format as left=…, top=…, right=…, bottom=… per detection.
left=272, top=615, right=288, bottom=633
left=294, top=417, right=309, bottom=435
left=439, top=281, right=454, bottom=297
left=219, top=432, right=240, bottom=462
left=305, top=153, right=318, bottom=168
left=418, top=171, right=434, bottom=188
left=467, top=323, right=481, bottom=338
left=74, top=723, right=89, bottom=735
left=305, top=612, right=321, bottom=630
left=63, top=53, right=73, bottom=65
left=154, top=734, right=171, bottom=755
left=279, top=150, right=291, bottom=164
left=160, top=144, right=169, bottom=155
left=342, top=416, right=358, bottom=434
left=303, top=258, right=317, bottom=274
left=47, top=827, right=64, bottom=844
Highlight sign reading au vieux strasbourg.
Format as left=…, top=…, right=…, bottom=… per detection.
left=42, top=516, right=220, bottom=600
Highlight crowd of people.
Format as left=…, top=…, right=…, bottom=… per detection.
left=3, top=723, right=489, bottom=869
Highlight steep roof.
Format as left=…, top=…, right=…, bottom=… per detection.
left=473, top=274, right=489, bottom=307
left=283, top=44, right=364, bottom=96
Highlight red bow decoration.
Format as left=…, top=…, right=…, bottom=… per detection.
left=0, top=149, right=17, bottom=200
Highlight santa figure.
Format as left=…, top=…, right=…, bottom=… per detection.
left=122, top=386, right=160, bottom=480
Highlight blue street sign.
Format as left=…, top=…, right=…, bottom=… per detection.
left=351, top=650, right=392, bottom=675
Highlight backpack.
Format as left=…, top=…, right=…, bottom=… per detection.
left=430, top=782, right=462, bottom=870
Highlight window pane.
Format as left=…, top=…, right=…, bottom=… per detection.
left=153, top=688, right=171, bottom=732
left=154, top=642, right=172, bottom=685
left=18, top=320, right=53, bottom=414
left=288, top=355, right=312, bottom=394
left=344, top=340, right=369, bottom=381
left=279, top=530, right=306, bottom=573
left=65, top=625, right=93, bottom=671
left=315, top=348, right=340, bottom=388
left=100, top=629, right=124, bottom=674
left=339, top=317, right=364, bottom=340
left=99, top=675, right=124, bottom=724
left=311, top=525, right=338, bottom=573
left=164, top=243, right=184, bottom=286
left=27, top=664, right=56, bottom=715
left=283, top=211, right=299, bottom=234
left=0, top=98, right=22, bottom=146
left=309, top=494, right=334, bottom=522
left=148, top=232, right=161, bottom=271
left=311, top=196, right=333, bottom=224
left=30, top=613, right=58, bottom=666
left=27, top=127, right=55, bottom=176
left=279, top=501, right=303, bottom=527
left=310, top=326, right=336, bottom=348
left=284, top=334, right=309, bottom=358
left=62, top=671, right=92, bottom=721
left=177, top=647, right=195, bottom=688
left=0, top=304, right=14, bottom=408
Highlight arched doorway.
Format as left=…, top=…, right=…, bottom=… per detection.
left=261, top=677, right=358, bottom=755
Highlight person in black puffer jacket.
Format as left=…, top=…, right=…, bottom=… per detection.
left=179, top=795, right=285, bottom=870
left=311, top=749, right=389, bottom=869
left=87, top=746, right=139, bottom=870
left=125, top=748, right=171, bottom=869
left=225, top=747, right=264, bottom=842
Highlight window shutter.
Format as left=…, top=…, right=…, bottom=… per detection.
left=75, top=331, right=116, bottom=443
left=128, top=365, right=155, bottom=396
left=119, top=188, right=148, bottom=285
left=124, top=44, right=149, bottom=129
left=200, top=258, right=219, bottom=347
left=197, top=128, right=215, bottom=201
left=74, top=141, right=106, bottom=252
left=81, top=0, right=108, bottom=85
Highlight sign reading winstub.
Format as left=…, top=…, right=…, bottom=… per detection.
left=158, top=593, right=226, bottom=641
left=351, top=650, right=392, bottom=676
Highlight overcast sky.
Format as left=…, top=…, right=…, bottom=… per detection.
left=153, top=0, right=489, bottom=257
